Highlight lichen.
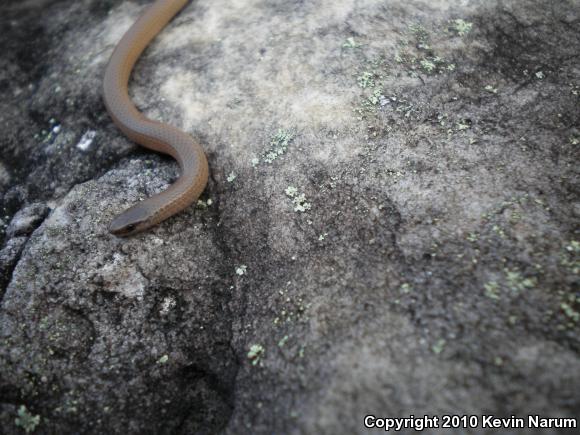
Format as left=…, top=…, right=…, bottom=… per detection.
left=297, top=346, right=306, bottom=358
left=357, top=72, right=375, bottom=89
left=399, top=283, right=412, bottom=294
left=342, top=37, right=360, bottom=49
left=277, top=335, right=289, bottom=347
left=484, top=281, right=500, bottom=300
left=432, top=339, right=446, bottom=354
left=561, top=241, right=579, bottom=274
left=409, top=23, right=430, bottom=48
left=450, top=19, right=473, bottom=36
left=285, top=186, right=298, bottom=197
left=456, top=120, right=470, bottom=130
left=466, top=232, right=479, bottom=242
left=15, top=405, right=40, bottom=434
left=247, top=344, right=265, bottom=365
left=504, top=268, right=536, bottom=292
left=285, top=186, right=311, bottom=212
left=561, top=302, right=579, bottom=323
left=258, top=129, right=295, bottom=164
left=420, top=59, right=436, bottom=73
left=196, top=198, right=213, bottom=209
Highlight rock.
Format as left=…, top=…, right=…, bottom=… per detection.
left=6, top=203, right=50, bottom=238
left=1, top=0, right=579, bottom=434
left=0, top=237, right=28, bottom=300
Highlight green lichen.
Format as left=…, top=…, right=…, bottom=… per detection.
left=399, top=283, right=412, bottom=294
left=293, top=194, right=311, bottom=212
left=196, top=198, right=213, bottom=209
left=420, top=59, right=436, bottom=73
left=236, top=265, right=248, bottom=276
left=351, top=57, right=391, bottom=119
left=260, top=129, right=295, bottom=164
left=484, top=281, right=500, bottom=300
left=466, top=232, right=479, bottom=242
left=450, top=19, right=473, bottom=36
left=561, top=302, right=579, bottom=323
left=357, top=72, right=375, bottom=89
left=409, top=23, right=430, bottom=49
left=285, top=186, right=298, bottom=197
left=15, top=405, right=40, bottom=434
left=368, top=87, right=384, bottom=105
left=285, top=186, right=311, bottom=212
left=394, top=51, right=416, bottom=65
left=418, top=56, right=452, bottom=75
left=39, top=317, right=50, bottom=330
left=297, top=345, right=306, bottom=358
left=342, top=37, right=360, bottom=49
left=273, top=289, right=310, bottom=326
left=247, top=344, right=265, bottom=365
left=561, top=241, right=580, bottom=274
left=432, top=339, right=446, bottom=354
left=509, top=210, right=522, bottom=224
left=156, top=355, right=169, bottom=364
left=456, top=120, right=470, bottom=130
left=492, top=224, right=506, bottom=239
left=226, top=172, right=237, bottom=182
left=505, top=268, right=536, bottom=292
left=272, top=129, right=294, bottom=148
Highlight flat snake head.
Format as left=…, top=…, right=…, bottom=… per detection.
left=109, top=204, right=151, bottom=237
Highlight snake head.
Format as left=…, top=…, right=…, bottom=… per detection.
left=109, top=205, right=151, bottom=237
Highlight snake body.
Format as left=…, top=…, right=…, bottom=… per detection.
left=103, top=0, right=208, bottom=236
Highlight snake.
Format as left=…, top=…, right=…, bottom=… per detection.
left=103, top=0, right=208, bottom=236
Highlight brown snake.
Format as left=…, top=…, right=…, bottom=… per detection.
left=103, top=0, right=208, bottom=236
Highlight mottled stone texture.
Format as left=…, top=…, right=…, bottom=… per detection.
left=0, top=0, right=579, bottom=434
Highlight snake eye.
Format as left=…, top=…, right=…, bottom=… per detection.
left=110, top=212, right=145, bottom=236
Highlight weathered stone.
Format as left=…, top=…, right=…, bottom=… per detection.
left=6, top=203, right=50, bottom=238
left=0, top=0, right=578, bottom=434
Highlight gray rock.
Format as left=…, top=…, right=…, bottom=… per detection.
left=6, top=203, right=50, bottom=238
left=1, top=0, right=579, bottom=434
left=0, top=237, right=28, bottom=300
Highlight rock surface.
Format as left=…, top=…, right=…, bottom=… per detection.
left=1, top=0, right=579, bottom=433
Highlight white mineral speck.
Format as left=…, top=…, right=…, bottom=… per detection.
left=77, top=130, right=97, bottom=151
